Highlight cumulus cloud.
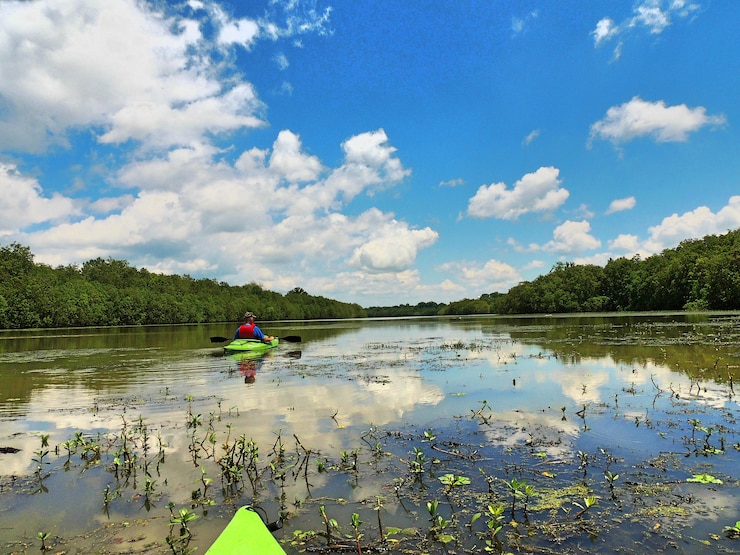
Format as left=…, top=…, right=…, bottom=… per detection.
left=0, top=164, right=77, bottom=234
left=608, top=233, right=641, bottom=252
left=536, top=220, right=602, bottom=254
left=349, top=217, right=438, bottom=273
left=601, top=196, right=740, bottom=262
left=306, top=269, right=446, bottom=306
left=467, top=166, right=570, bottom=220
left=643, top=196, right=740, bottom=253
left=0, top=0, right=333, bottom=153
left=440, top=259, right=522, bottom=292
left=0, top=0, right=222, bottom=151
left=606, top=196, right=636, bottom=214
left=269, top=130, right=324, bottom=183
left=321, top=129, right=411, bottom=204
left=13, top=122, right=423, bottom=296
left=589, top=97, right=726, bottom=147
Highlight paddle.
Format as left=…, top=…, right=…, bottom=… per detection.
left=210, top=335, right=302, bottom=343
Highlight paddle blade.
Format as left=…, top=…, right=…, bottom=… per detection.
left=210, top=336, right=231, bottom=343
left=280, top=335, right=302, bottom=343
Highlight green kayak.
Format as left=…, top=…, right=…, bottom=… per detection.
left=205, top=506, right=285, bottom=555
left=223, top=338, right=279, bottom=353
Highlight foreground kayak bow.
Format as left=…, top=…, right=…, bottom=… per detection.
left=205, top=506, right=285, bottom=555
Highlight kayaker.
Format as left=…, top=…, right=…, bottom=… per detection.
left=233, top=312, right=275, bottom=343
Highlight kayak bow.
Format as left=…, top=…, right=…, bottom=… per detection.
left=205, top=506, right=285, bottom=555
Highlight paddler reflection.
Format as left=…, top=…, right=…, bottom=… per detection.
left=230, top=352, right=266, bottom=384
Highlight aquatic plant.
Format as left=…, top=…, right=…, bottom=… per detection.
left=439, top=473, right=471, bottom=492
left=484, top=503, right=506, bottom=545
left=37, top=531, right=49, bottom=551
left=373, top=496, right=386, bottom=543
left=426, top=500, right=454, bottom=544
left=167, top=504, right=198, bottom=554
left=605, top=470, right=620, bottom=498
left=408, top=446, right=427, bottom=474
left=506, top=477, right=534, bottom=518
left=573, top=496, right=597, bottom=519
left=318, top=505, right=339, bottom=545
left=687, top=473, right=723, bottom=484
left=724, top=520, right=740, bottom=539
left=350, top=512, right=363, bottom=554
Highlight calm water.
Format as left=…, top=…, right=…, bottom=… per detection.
left=1, top=314, right=739, bottom=554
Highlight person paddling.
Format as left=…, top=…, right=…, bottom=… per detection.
left=233, top=312, right=275, bottom=343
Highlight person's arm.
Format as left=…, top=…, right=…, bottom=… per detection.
left=234, top=327, right=240, bottom=339
left=253, top=325, right=266, bottom=342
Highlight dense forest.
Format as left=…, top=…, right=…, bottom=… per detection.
left=0, top=243, right=365, bottom=329
left=441, top=228, right=740, bottom=315
left=1, top=228, right=738, bottom=329
left=365, top=302, right=445, bottom=318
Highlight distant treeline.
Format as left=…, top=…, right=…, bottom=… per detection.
left=365, top=302, right=445, bottom=318
left=0, top=244, right=366, bottom=329
left=370, top=229, right=740, bottom=317
left=3, top=228, right=738, bottom=328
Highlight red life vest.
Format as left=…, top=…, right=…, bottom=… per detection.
left=237, top=324, right=256, bottom=339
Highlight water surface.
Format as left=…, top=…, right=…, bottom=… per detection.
left=1, top=314, right=739, bottom=553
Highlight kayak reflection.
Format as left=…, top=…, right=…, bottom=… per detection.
left=228, top=350, right=302, bottom=384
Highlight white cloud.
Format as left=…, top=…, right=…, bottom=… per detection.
left=0, top=164, right=77, bottom=234
left=643, top=196, right=740, bottom=252
left=260, top=2, right=332, bottom=41
left=99, top=83, right=266, bottom=147
left=606, top=196, right=636, bottom=214
left=536, top=220, right=602, bottom=254
left=592, top=17, right=618, bottom=46
left=441, top=259, right=522, bottom=292
left=522, top=129, right=541, bottom=146
left=275, top=53, right=290, bottom=70
left=15, top=122, right=425, bottom=300
left=218, top=16, right=260, bottom=47
left=321, top=129, right=411, bottom=204
left=0, top=0, right=334, bottom=154
left=0, top=0, right=229, bottom=152
left=608, top=233, right=641, bottom=252
left=269, top=130, right=325, bottom=183
left=349, top=218, right=438, bottom=273
left=439, top=178, right=464, bottom=187
left=308, top=269, right=443, bottom=306
left=589, top=97, right=726, bottom=146
left=512, top=10, right=538, bottom=36
left=600, top=196, right=740, bottom=262
left=467, top=166, right=570, bottom=220
left=592, top=0, right=702, bottom=56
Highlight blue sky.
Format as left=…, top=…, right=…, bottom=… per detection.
left=0, top=0, right=737, bottom=307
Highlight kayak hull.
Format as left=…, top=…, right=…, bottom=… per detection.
left=223, top=338, right=279, bottom=353
left=205, top=506, right=285, bottom=555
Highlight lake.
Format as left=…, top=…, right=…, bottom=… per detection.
left=1, top=313, right=739, bottom=554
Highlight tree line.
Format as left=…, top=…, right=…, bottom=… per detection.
left=0, top=244, right=365, bottom=329
left=442, top=228, right=740, bottom=315
left=2, top=228, right=738, bottom=328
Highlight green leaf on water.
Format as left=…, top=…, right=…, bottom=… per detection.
left=687, top=473, right=723, bottom=484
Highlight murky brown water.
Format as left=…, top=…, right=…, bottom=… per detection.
left=1, top=313, right=739, bottom=554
